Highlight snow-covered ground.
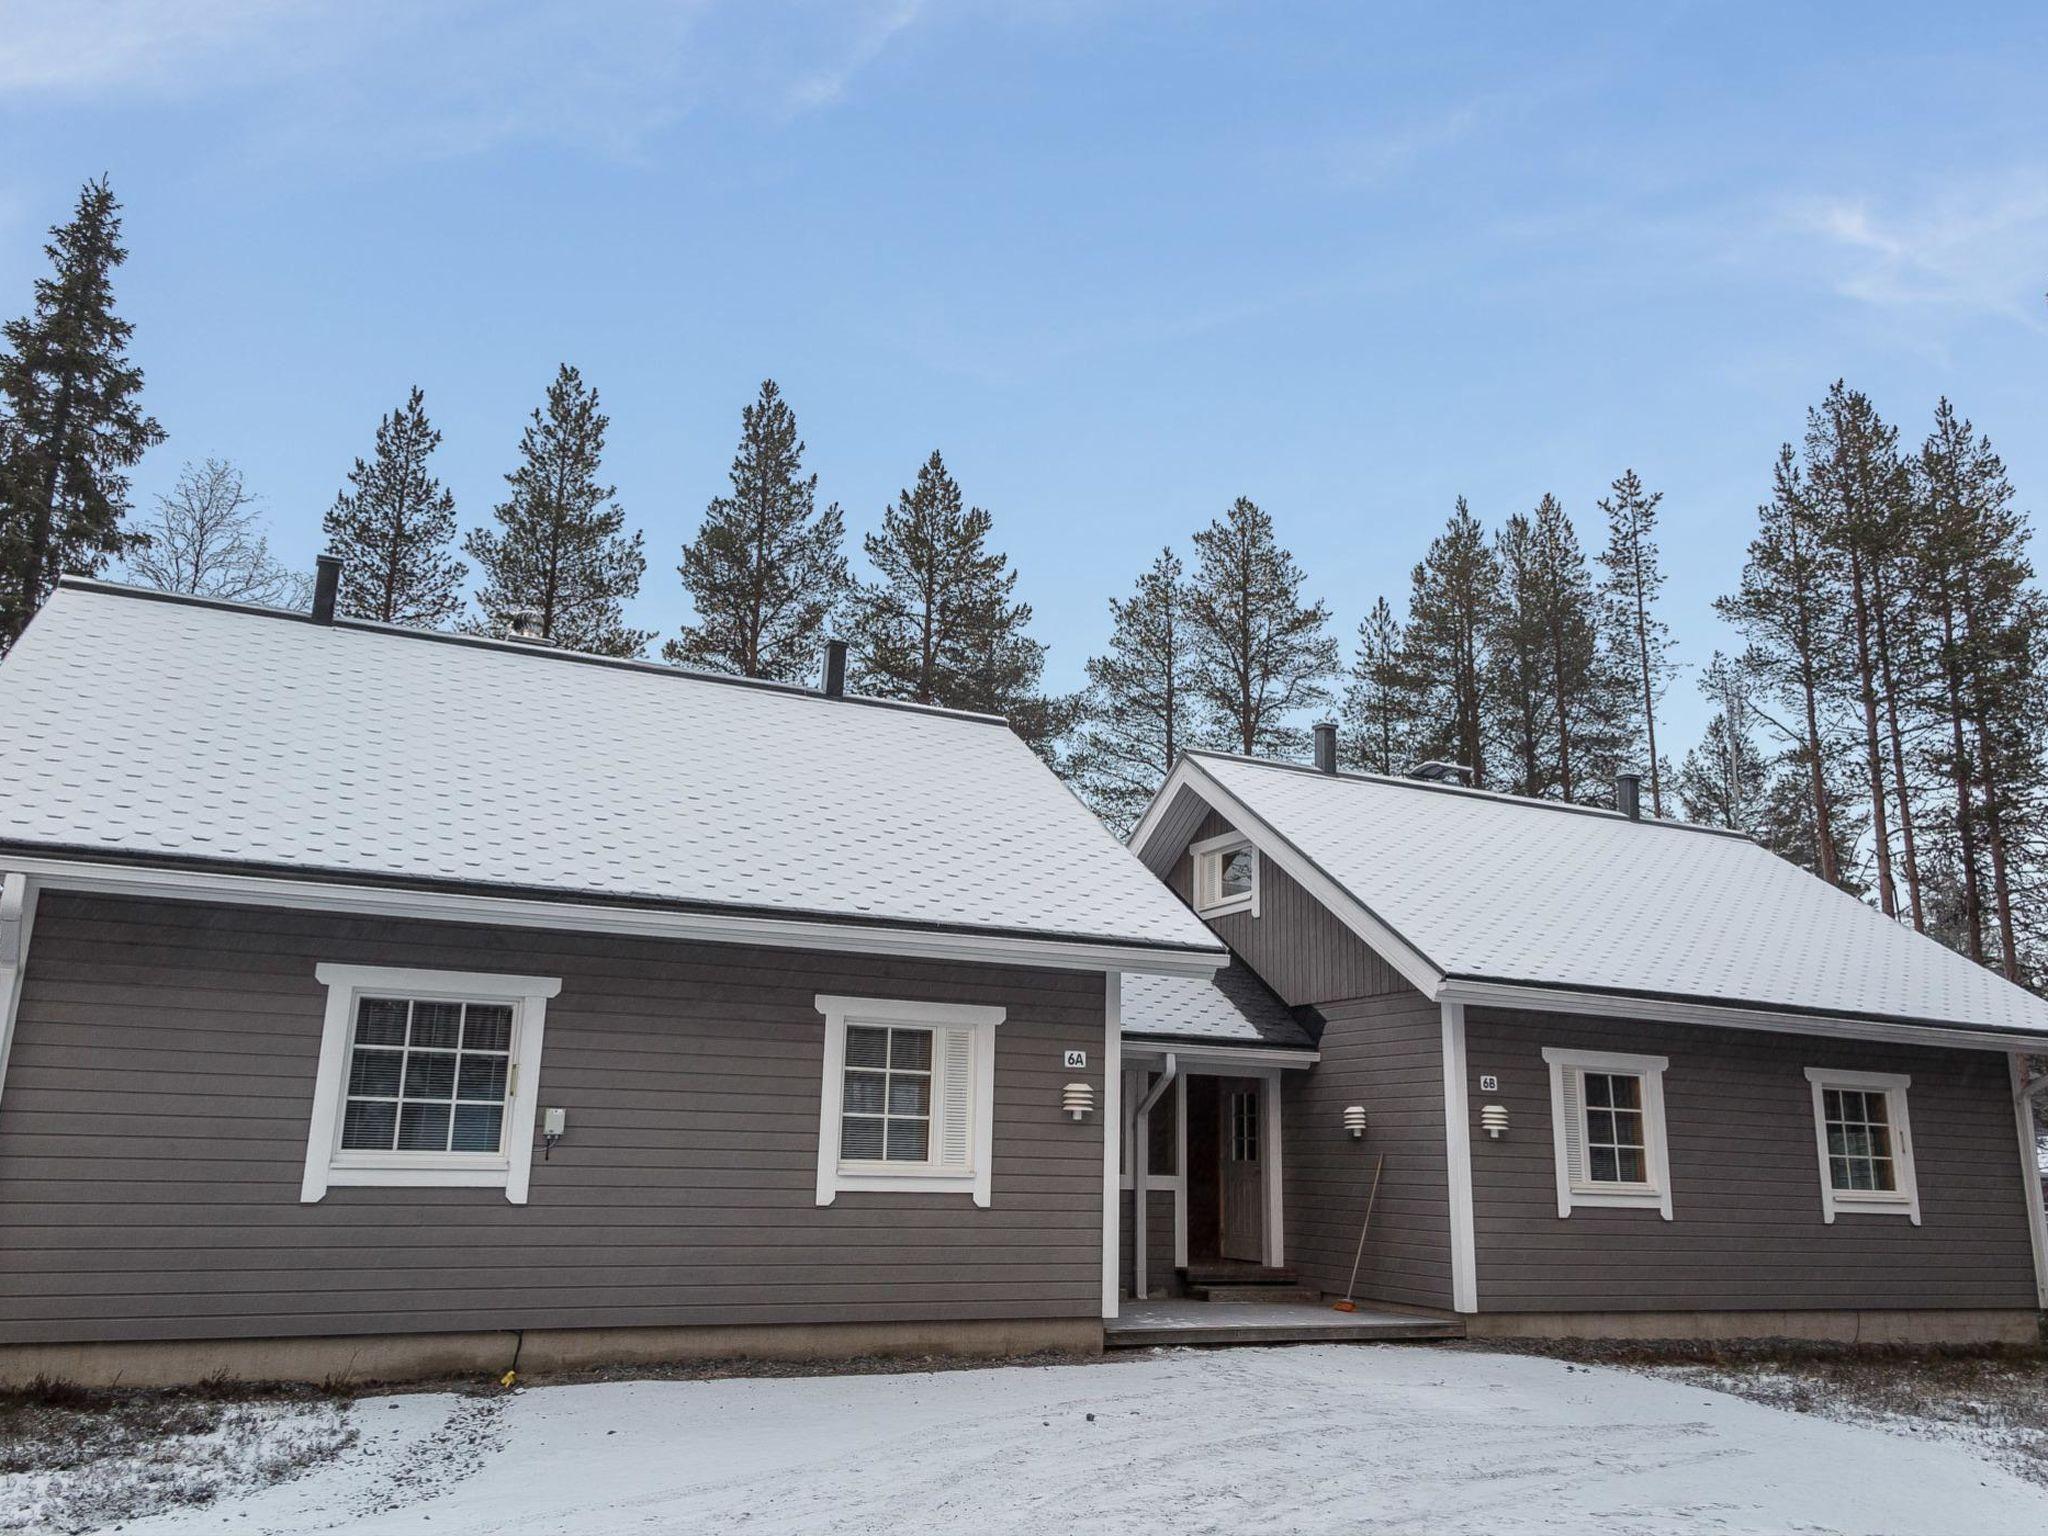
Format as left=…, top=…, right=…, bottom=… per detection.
left=36, top=1345, right=2048, bottom=1535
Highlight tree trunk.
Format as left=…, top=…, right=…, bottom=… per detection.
left=1871, top=565, right=1923, bottom=929
left=1847, top=552, right=1898, bottom=916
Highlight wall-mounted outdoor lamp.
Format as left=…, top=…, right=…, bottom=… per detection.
left=1480, top=1103, right=1509, bottom=1139
left=1342, top=1104, right=1368, bottom=1139
left=1063, top=1082, right=1095, bottom=1121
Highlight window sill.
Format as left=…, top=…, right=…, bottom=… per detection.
left=321, top=1164, right=515, bottom=1193
left=1828, top=1192, right=1915, bottom=1215
left=1562, top=1184, right=1670, bottom=1217
left=1194, top=896, right=1255, bottom=920
left=821, top=1166, right=985, bottom=1204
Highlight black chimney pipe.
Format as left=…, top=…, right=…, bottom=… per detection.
left=1312, top=720, right=1337, bottom=774
left=821, top=638, right=847, bottom=698
left=1616, top=771, right=1642, bottom=820
left=311, top=555, right=342, bottom=625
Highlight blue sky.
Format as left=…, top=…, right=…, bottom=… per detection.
left=4, top=1, right=2045, bottom=753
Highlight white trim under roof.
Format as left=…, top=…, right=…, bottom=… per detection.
left=5, top=854, right=1227, bottom=981
left=0, top=873, right=42, bottom=1112
left=1121, top=1041, right=1319, bottom=1068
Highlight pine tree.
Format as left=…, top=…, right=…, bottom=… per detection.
left=1806, top=382, right=1917, bottom=922
left=466, top=365, right=651, bottom=657
left=668, top=379, right=846, bottom=680
left=322, top=386, right=466, bottom=627
left=1185, top=496, right=1338, bottom=758
left=1675, top=653, right=1771, bottom=831
left=1073, top=548, right=1200, bottom=833
left=0, top=178, right=163, bottom=649
left=125, top=458, right=306, bottom=607
left=1403, top=497, right=1499, bottom=785
left=1717, top=447, right=1850, bottom=887
left=1341, top=595, right=1415, bottom=774
left=1597, top=469, right=1674, bottom=815
left=1487, top=510, right=1553, bottom=797
left=848, top=451, right=1064, bottom=755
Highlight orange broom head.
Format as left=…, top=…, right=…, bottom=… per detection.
left=1330, top=1300, right=1358, bottom=1312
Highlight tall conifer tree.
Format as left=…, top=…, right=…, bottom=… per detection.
left=1185, top=496, right=1337, bottom=758
left=849, top=451, right=1065, bottom=755
left=0, top=178, right=162, bottom=649
left=1403, top=497, right=1499, bottom=785
left=1488, top=510, right=1553, bottom=797
left=467, top=365, right=652, bottom=657
left=669, top=379, right=846, bottom=680
left=1073, top=548, right=1199, bottom=832
left=1341, top=595, right=1415, bottom=774
left=1597, top=469, right=1674, bottom=815
left=1676, top=653, right=1771, bottom=832
left=322, top=386, right=466, bottom=627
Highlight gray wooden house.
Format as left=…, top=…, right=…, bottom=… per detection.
left=1, top=577, right=2044, bottom=1384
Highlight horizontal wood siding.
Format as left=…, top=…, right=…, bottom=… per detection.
left=1170, top=811, right=1400, bottom=1007
left=1463, top=1007, right=2041, bottom=1312
left=1117, top=1187, right=1177, bottom=1297
left=1283, top=990, right=1452, bottom=1310
left=0, top=894, right=1109, bottom=1345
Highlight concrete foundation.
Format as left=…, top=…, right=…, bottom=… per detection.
left=0, top=1317, right=1104, bottom=1390
left=1463, top=1308, right=2043, bottom=1346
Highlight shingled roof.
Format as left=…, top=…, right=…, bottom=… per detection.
left=1134, top=751, right=2048, bottom=1041
left=0, top=581, right=1225, bottom=968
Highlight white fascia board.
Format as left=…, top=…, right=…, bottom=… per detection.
left=7, top=855, right=1227, bottom=981
left=1120, top=1041, right=1321, bottom=1069
left=1132, top=760, right=1445, bottom=1000
left=1437, top=978, right=2048, bottom=1055
left=0, top=874, right=42, bottom=1110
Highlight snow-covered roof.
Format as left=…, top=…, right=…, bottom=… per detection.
left=1122, top=961, right=1314, bottom=1049
left=1137, top=751, right=2048, bottom=1039
left=0, top=582, right=1224, bottom=965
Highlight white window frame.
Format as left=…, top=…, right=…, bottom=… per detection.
left=1804, top=1067, right=1921, bottom=1225
left=301, top=963, right=561, bottom=1205
left=814, top=994, right=1004, bottom=1207
left=1191, top=831, right=1260, bottom=918
left=1542, top=1046, right=1673, bottom=1220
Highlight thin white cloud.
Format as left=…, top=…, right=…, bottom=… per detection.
left=0, top=0, right=931, bottom=161
left=1787, top=171, right=2048, bottom=324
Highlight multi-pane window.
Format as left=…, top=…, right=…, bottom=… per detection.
left=1804, top=1069, right=1919, bottom=1224
left=1230, top=1087, right=1260, bottom=1164
left=1822, top=1087, right=1898, bottom=1193
left=1192, top=833, right=1259, bottom=916
left=340, top=996, right=515, bottom=1156
left=840, top=1024, right=933, bottom=1164
left=1582, top=1072, right=1648, bottom=1184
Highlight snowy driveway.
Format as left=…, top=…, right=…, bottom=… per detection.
left=120, top=1345, right=2046, bottom=1535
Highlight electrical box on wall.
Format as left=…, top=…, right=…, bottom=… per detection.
left=543, top=1107, right=567, bottom=1138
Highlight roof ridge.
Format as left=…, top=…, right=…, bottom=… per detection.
left=49, top=576, right=1012, bottom=729
left=1184, top=748, right=1755, bottom=843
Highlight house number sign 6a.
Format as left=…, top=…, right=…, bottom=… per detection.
left=1064, top=1050, right=1088, bottom=1069
left=1478, top=1074, right=1499, bottom=1093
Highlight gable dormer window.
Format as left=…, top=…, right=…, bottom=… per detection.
left=1191, top=831, right=1260, bottom=918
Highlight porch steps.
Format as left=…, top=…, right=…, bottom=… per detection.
left=1106, top=1299, right=1464, bottom=1349
left=1184, top=1283, right=1321, bottom=1304
left=1180, top=1264, right=1312, bottom=1303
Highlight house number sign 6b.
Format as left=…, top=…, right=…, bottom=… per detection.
left=1478, top=1074, right=1499, bottom=1093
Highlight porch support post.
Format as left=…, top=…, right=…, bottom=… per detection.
left=1262, top=1068, right=1284, bottom=1266
left=1440, top=998, right=1478, bottom=1314
left=1173, top=1071, right=1189, bottom=1269
left=2011, top=1054, right=2048, bottom=1309
left=0, top=873, right=40, bottom=1114
left=1132, top=1052, right=1179, bottom=1302
left=1101, top=972, right=1123, bottom=1320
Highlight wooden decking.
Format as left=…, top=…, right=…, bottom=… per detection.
left=1104, top=1298, right=1464, bottom=1349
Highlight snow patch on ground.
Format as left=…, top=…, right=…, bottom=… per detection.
left=94, top=1345, right=2047, bottom=1535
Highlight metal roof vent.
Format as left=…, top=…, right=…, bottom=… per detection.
left=1409, top=760, right=1473, bottom=785
left=311, top=554, right=342, bottom=625
left=1616, top=771, right=1642, bottom=820
left=820, top=638, right=848, bottom=698
left=1312, top=720, right=1338, bottom=774
left=503, top=609, right=555, bottom=647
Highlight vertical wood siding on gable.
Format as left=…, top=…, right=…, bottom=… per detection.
left=1169, top=811, right=1405, bottom=1007
left=0, top=894, right=1108, bottom=1346
left=1463, top=1007, right=2041, bottom=1312
left=1282, top=991, right=1453, bottom=1311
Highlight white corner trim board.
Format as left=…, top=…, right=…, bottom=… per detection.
left=0, top=873, right=41, bottom=1109
left=301, top=963, right=562, bottom=1205
left=2010, top=1055, right=2048, bottom=1309
left=1803, top=1067, right=1921, bottom=1227
left=1102, top=972, right=1124, bottom=1321
left=1542, top=1046, right=1674, bottom=1221
left=1440, top=1000, right=1478, bottom=1314
left=812, top=994, right=1005, bottom=1209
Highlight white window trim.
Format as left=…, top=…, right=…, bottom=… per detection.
left=1190, top=831, right=1260, bottom=919
left=1542, top=1046, right=1673, bottom=1220
left=814, top=994, right=1004, bottom=1208
left=302, top=963, right=562, bottom=1205
left=1804, top=1067, right=1921, bottom=1225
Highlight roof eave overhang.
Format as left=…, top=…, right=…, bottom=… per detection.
left=1119, top=1038, right=1321, bottom=1067
left=1, top=853, right=1229, bottom=980
left=1436, top=976, right=2048, bottom=1054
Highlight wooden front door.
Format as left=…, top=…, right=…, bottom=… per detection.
left=1220, top=1079, right=1264, bottom=1262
